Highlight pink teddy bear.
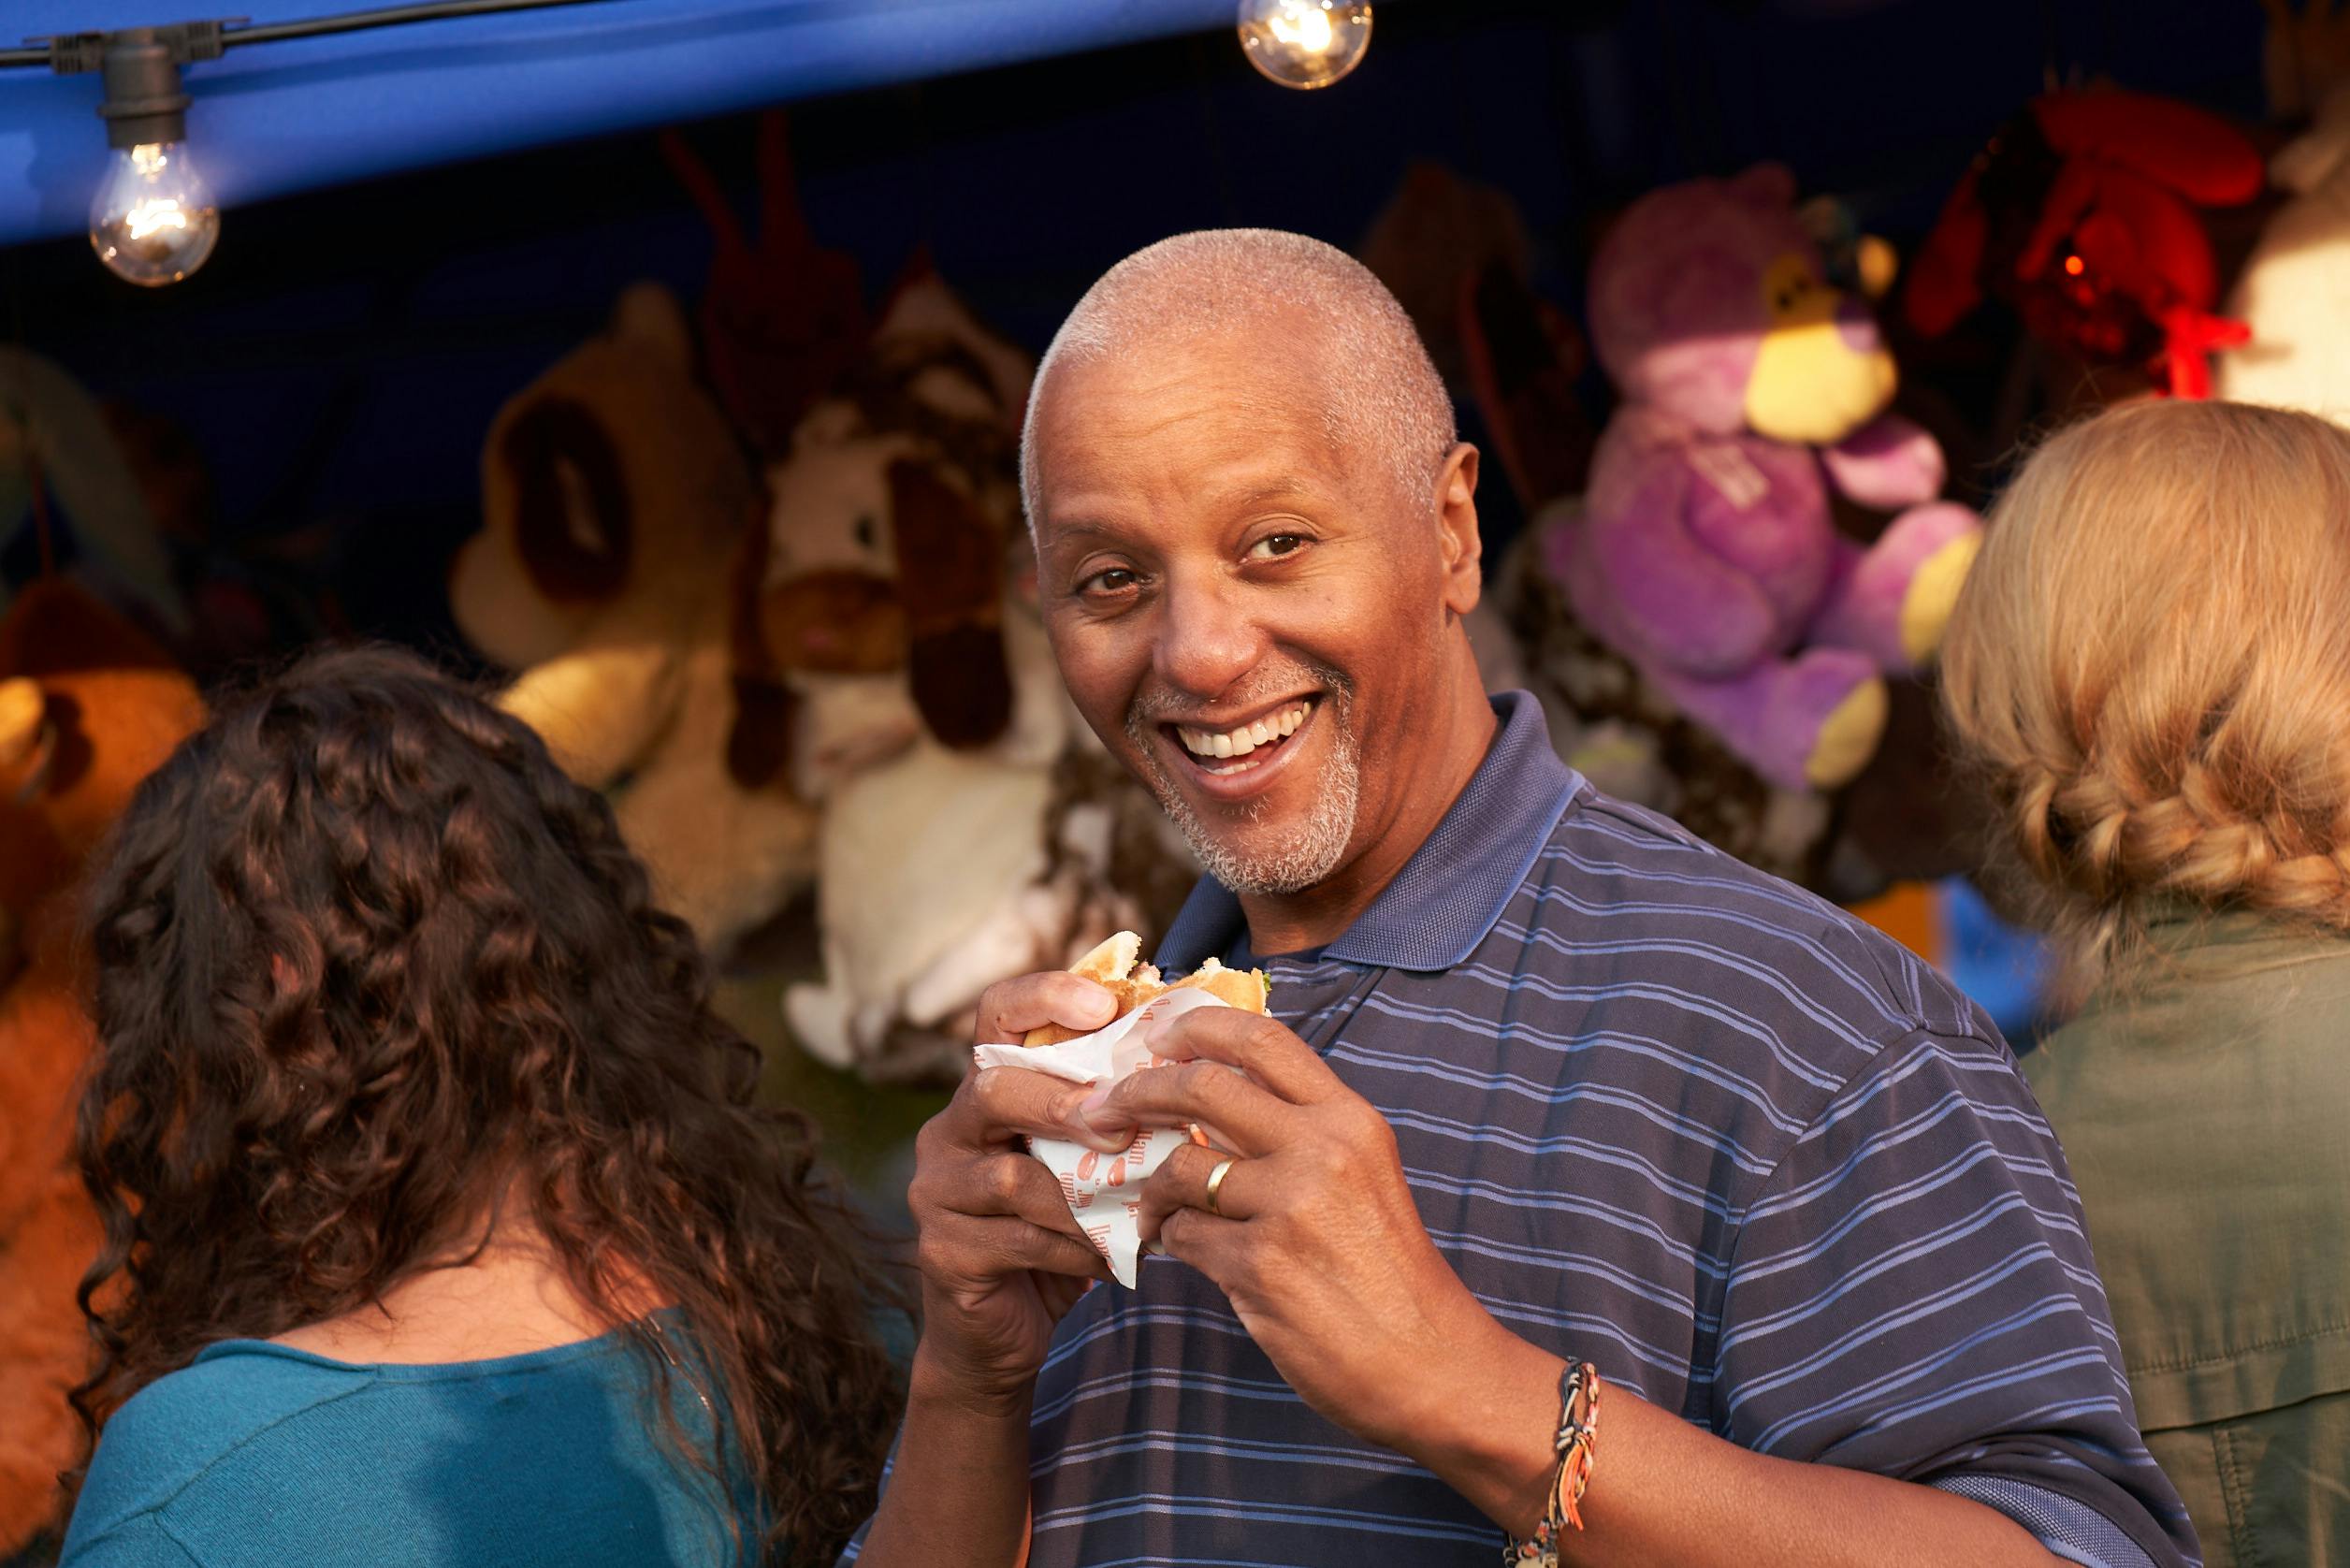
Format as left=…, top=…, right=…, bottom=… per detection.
left=1545, top=164, right=1981, bottom=791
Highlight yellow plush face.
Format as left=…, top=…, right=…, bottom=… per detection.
left=0, top=676, right=44, bottom=986
left=0, top=677, right=43, bottom=772
left=1742, top=251, right=1895, bottom=445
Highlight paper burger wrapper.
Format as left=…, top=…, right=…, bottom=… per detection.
left=970, top=984, right=1235, bottom=1287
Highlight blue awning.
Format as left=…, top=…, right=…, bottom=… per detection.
left=0, top=0, right=1237, bottom=245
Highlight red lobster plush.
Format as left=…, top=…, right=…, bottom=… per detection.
left=660, top=111, right=868, bottom=457
left=1904, top=91, right=2264, bottom=399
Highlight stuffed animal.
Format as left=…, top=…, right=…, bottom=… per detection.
left=740, top=273, right=1188, bottom=1082
left=1356, top=161, right=1835, bottom=885
left=1492, top=523, right=1833, bottom=884
left=0, top=580, right=204, bottom=1556
left=1358, top=161, right=1596, bottom=511
left=1544, top=165, right=1983, bottom=794
left=1905, top=90, right=2265, bottom=399
left=660, top=110, right=868, bottom=459
left=448, top=283, right=819, bottom=961
left=101, top=399, right=347, bottom=680
left=2, top=347, right=185, bottom=636
left=2219, top=82, right=2350, bottom=418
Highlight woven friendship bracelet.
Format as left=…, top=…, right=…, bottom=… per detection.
left=1503, top=1359, right=1602, bottom=1567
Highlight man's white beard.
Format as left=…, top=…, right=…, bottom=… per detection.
left=1127, top=682, right=1361, bottom=898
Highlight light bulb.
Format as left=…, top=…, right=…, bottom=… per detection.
left=1238, top=0, right=1372, bottom=90
left=90, top=140, right=219, bottom=287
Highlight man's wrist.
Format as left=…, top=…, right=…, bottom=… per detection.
left=907, top=1341, right=1041, bottom=1425
left=863, top=1342, right=1037, bottom=1568
left=1381, top=1310, right=1566, bottom=1534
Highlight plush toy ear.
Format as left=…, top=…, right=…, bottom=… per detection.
left=723, top=488, right=801, bottom=791
left=500, top=396, right=632, bottom=603
left=726, top=674, right=801, bottom=790
left=610, top=283, right=695, bottom=370
left=888, top=458, right=1012, bottom=749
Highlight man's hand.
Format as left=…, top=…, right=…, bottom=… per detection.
left=1077, top=1004, right=1494, bottom=1450
left=906, top=970, right=1126, bottom=1412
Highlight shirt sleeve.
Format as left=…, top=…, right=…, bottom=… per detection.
left=1711, top=1025, right=2200, bottom=1568
left=1933, top=1474, right=2158, bottom=1568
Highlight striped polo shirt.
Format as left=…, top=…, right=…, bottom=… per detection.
left=845, top=690, right=2198, bottom=1568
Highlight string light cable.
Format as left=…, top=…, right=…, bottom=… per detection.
left=3, top=1, right=622, bottom=283
left=2, top=0, right=621, bottom=70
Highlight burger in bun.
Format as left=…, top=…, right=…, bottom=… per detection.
left=1023, top=931, right=1269, bottom=1047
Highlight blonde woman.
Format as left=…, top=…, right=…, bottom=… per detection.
left=1942, top=399, right=2350, bottom=1568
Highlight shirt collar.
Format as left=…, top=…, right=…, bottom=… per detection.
left=1154, top=689, right=1584, bottom=972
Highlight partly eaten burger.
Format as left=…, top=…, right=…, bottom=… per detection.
left=1023, top=931, right=1270, bottom=1046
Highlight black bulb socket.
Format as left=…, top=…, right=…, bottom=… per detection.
left=96, top=30, right=190, bottom=151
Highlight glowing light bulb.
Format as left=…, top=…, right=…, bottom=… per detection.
left=1238, top=0, right=1372, bottom=90
left=90, top=140, right=219, bottom=287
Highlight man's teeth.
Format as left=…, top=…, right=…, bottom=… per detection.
left=1179, top=704, right=1310, bottom=761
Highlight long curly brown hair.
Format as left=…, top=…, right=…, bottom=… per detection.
left=69, top=644, right=904, bottom=1564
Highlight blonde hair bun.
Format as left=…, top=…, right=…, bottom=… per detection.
left=1941, top=399, right=2350, bottom=967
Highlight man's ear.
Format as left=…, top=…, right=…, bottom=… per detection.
left=1434, top=442, right=1484, bottom=617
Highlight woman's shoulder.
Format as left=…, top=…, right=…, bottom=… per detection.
left=2039, top=916, right=2350, bottom=1082
left=62, top=1328, right=733, bottom=1568
left=64, top=1345, right=381, bottom=1561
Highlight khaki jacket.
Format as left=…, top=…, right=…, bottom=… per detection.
left=2029, top=914, right=2350, bottom=1568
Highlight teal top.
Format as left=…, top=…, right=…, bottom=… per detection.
left=60, top=1319, right=759, bottom=1568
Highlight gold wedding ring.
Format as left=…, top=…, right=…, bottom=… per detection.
left=1203, top=1155, right=1239, bottom=1218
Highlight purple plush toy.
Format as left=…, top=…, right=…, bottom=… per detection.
left=1545, top=165, right=1982, bottom=791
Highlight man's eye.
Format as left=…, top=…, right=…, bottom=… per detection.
left=1247, top=534, right=1306, bottom=561
left=1081, top=567, right=1139, bottom=595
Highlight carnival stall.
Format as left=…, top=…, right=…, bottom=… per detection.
left=0, top=1, right=2306, bottom=1555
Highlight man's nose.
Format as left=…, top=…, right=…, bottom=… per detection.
left=1152, top=568, right=1267, bottom=700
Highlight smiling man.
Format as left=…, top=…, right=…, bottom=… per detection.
left=840, top=231, right=2197, bottom=1568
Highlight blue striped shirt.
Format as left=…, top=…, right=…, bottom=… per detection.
left=846, top=691, right=2198, bottom=1568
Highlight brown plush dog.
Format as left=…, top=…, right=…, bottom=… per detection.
left=449, top=284, right=820, bottom=961
left=0, top=581, right=204, bottom=1554
left=734, top=273, right=1189, bottom=1080
left=728, top=269, right=1037, bottom=802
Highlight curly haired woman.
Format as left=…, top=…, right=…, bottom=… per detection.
left=56, top=646, right=905, bottom=1567
left=1942, top=399, right=2350, bottom=1568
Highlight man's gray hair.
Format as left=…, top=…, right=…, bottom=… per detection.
left=1020, top=228, right=1457, bottom=522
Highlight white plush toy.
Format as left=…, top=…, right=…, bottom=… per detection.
left=450, top=283, right=819, bottom=960
left=2217, top=83, right=2350, bottom=420
left=740, top=275, right=1184, bottom=1082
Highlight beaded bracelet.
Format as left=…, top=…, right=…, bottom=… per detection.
left=1502, top=1359, right=1602, bottom=1568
